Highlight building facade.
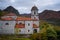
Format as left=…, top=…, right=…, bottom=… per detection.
left=0, top=6, right=40, bottom=34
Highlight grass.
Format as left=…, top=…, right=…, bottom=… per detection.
left=14, top=38, right=31, bottom=40
left=0, top=38, right=31, bottom=40
left=0, top=37, right=31, bottom=40
left=0, top=35, right=31, bottom=40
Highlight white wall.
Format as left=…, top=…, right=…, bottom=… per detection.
left=33, top=21, right=39, bottom=27
left=31, top=10, right=38, bottom=15
left=33, top=21, right=40, bottom=33
left=18, top=28, right=25, bottom=34
left=0, top=21, right=3, bottom=34
left=25, top=21, right=33, bottom=34
left=31, top=16, right=39, bottom=20
left=0, top=21, right=16, bottom=34
left=31, top=11, right=34, bottom=15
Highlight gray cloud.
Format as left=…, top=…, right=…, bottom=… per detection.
left=0, top=0, right=60, bottom=14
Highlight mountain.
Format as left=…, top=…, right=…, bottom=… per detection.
left=3, top=6, right=20, bottom=15
left=20, top=13, right=31, bottom=17
left=39, top=10, right=60, bottom=26
left=39, top=10, right=60, bottom=20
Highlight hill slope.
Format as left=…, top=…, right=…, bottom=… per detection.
left=3, top=6, right=20, bottom=16
left=39, top=10, right=60, bottom=20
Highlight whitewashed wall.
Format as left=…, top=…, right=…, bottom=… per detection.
left=25, top=21, right=33, bottom=34
left=33, top=21, right=39, bottom=27
left=31, top=11, right=34, bottom=15
left=0, top=21, right=3, bottom=34
left=33, top=21, right=40, bottom=33
left=31, top=16, right=39, bottom=20
left=0, top=21, right=16, bottom=34
left=18, top=28, right=25, bottom=34
left=31, top=10, right=38, bottom=15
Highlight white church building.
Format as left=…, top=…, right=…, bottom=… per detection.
left=0, top=6, right=40, bottom=34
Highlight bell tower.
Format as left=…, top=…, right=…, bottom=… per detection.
left=31, top=5, right=39, bottom=20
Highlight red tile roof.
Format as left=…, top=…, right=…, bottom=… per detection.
left=1, top=17, right=13, bottom=20
left=1, top=12, right=39, bottom=21
left=15, top=24, right=25, bottom=28
left=33, top=24, right=38, bottom=28
left=1, top=16, right=38, bottom=21
left=16, top=17, right=38, bottom=21
left=15, top=24, right=38, bottom=28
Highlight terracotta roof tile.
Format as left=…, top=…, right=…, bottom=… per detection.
left=1, top=17, right=13, bottom=20
left=15, top=24, right=25, bottom=28
left=16, top=17, right=38, bottom=21
left=1, top=16, right=38, bottom=21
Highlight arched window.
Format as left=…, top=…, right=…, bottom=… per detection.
left=34, top=29, right=37, bottom=33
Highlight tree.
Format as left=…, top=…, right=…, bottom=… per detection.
left=30, top=33, right=41, bottom=40
left=0, top=10, right=3, bottom=19
left=40, top=20, right=57, bottom=40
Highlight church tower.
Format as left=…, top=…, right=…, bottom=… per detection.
left=31, top=6, right=39, bottom=20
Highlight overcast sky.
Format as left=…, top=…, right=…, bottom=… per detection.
left=0, top=0, right=60, bottom=14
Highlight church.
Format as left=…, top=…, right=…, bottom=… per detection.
left=0, top=6, right=40, bottom=34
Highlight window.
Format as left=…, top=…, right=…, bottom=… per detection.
left=28, top=30, right=30, bottom=32
left=5, top=23, right=9, bottom=25
left=19, top=23, right=22, bottom=24
left=34, top=29, right=37, bottom=33
left=34, top=11, right=36, bottom=14
left=28, top=23, right=30, bottom=26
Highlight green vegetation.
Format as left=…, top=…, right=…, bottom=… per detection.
left=0, top=35, right=31, bottom=40
left=30, top=20, right=58, bottom=40
left=30, top=33, right=41, bottom=40
left=40, top=20, right=60, bottom=40
left=40, top=20, right=57, bottom=40
left=0, top=10, right=3, bottom=19
left=0, top=38, right=31, bottom=40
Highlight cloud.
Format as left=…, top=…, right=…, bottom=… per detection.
left=0, top=0, right=60, bottom=14
left=10, top=0, right=15, bottom=3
